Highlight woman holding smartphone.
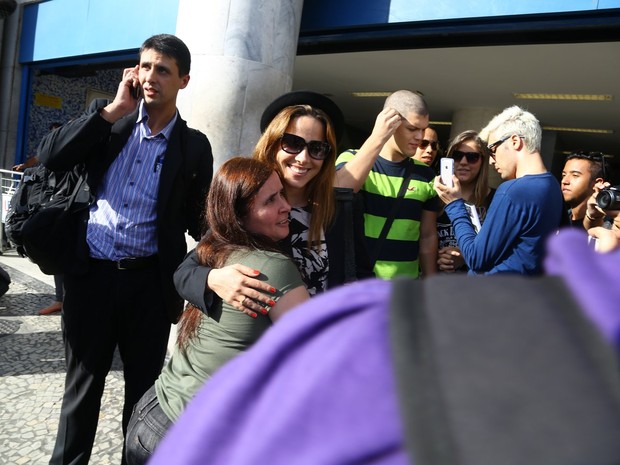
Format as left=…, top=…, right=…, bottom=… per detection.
left=436, top=130, right=496, bottom=272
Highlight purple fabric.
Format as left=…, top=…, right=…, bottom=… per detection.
left=150, top=230, right=620, bottom=464
left=149, top=278, right=408, bottom=465
left=544, top=228, right=620, bottom=349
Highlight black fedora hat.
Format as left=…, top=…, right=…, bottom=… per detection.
left=260, top=90, right=345, bottom=141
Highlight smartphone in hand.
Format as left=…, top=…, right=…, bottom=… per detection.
left=440, top=158, right=454, bottom=188
left=130, top=83, right=142, bottom=100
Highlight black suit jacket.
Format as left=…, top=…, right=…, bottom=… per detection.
left=38, top=99, right=213, bottom=323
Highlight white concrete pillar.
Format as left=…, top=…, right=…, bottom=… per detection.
left=175, top=0, right=305, bottom=170
left=0, top=0, right=21, bottom=168
left=449, top=107, right=500, bottom=140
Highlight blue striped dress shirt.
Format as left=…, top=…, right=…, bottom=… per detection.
left=87, top=102, right=178, bottom=260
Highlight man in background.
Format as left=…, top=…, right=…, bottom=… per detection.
left=413, top=126, right=440, bottom=167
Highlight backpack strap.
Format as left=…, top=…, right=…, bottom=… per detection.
left=390, top=275, right=620, bottom=465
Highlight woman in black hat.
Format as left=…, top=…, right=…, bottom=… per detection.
left=174, top=91, right=373, bottom=316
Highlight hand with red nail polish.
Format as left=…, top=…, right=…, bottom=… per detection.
left=207, top=264, right=280, bottom=318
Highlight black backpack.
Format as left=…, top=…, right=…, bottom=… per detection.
left=5, top=165, right=55, bottom=251
left=4, top=163, right=92, bottom=274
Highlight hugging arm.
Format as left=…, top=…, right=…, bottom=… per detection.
left=174, top=249, right=279, bottom=319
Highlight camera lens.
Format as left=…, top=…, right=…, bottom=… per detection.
left=596, top=187, right=620, bottom=210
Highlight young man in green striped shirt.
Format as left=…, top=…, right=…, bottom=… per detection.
left=335, top=90, right=440, bottom=279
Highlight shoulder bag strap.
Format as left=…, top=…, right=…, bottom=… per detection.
left=369, top=161, right=414, bottom=267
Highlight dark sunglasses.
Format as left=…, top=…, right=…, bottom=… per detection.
left=487, top=135, right=511, bottom=156
left=280, top=133, right=331, bottom=160
left=451, top=150, right=481, bottom=163
left=487, top=134, right=525, bottom=160
left=419, top=139, right=438, bottom=150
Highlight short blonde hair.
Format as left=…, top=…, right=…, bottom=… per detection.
left=480, top=106, right=542, bottom=153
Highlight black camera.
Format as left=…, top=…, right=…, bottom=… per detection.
left=596, top=185, right=620, bottom=210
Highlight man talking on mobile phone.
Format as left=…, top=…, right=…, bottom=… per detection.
left=38, top=34, right=213, bottom=465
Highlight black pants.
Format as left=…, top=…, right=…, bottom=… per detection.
left=49, top=260, right=171, bottom=465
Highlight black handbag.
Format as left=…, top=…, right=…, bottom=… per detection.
left=20, top=164, right=92, bottom=275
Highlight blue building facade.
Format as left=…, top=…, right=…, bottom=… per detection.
left=8, top=0, right=620, bottom=165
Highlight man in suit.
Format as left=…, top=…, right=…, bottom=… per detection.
left=38, top=34, right=213, bottom=465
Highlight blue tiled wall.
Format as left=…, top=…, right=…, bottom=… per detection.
left=26, top=68, right=121, bottom=159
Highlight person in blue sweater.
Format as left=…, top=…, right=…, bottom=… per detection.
left=434, top=106, right=563, bottom=275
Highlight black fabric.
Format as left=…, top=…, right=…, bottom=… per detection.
left=390, top=277, right=457, bottom=465
left=259, top=90, right=345, bottom=140
left=5, top=164, right=91, bottom=254
left=91, top=255, right=159, bottom=271
left=15, top=164, right=92, bottom=275
left=390, top=275, right=620, bottom=465
left=0, top=264, right=10, bottom=298
left=37, top=98, right=213, bottom=323
left=5, top=165, right=51, bottom=248
left=333, top=187, right=357, bottom=283
left=50, top=263, right=170, bottom=465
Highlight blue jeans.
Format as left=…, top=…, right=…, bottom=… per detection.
left=125, top=385, right=173, bottom=465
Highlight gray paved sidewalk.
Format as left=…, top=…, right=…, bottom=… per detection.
left=0, top=250, right=123, bottom=465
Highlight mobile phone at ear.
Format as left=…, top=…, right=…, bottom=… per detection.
left=440, top=158, right=454, bottom=188
left=130, top=83, right=142, bottom=100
